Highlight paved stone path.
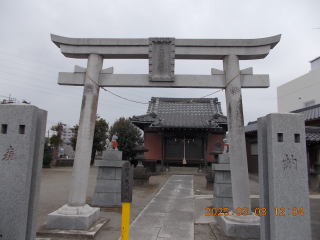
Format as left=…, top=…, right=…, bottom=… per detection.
left=127, top=175, right=194, bottom=240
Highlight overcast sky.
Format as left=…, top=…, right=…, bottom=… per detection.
left=0, top=0, right=319, bottom=136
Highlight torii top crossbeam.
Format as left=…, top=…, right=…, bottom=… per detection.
left=51, top=34, right=281, bottom=88
left=51, top=34, right=280, bottom=60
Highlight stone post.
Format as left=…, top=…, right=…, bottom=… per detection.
left=223, top=54, right=251, bottom=211
left=258, top=113, right=311, bottom=240
left=46, top=54, right=103, bottom=230
left=0, top=104, right=47, bottom=240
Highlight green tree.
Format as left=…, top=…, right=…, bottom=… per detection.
left=43, top=138, right=52, bottom=167
left=71, top=115, right=109, bottom=165
left=108, top=117, right=141, bottom=160
left=49, top=122, right=64, bottom=167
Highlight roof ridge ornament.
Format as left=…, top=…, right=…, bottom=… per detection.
left=150, top=112, right=157, bottom=118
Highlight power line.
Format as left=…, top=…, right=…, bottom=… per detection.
left=0, top=41, right=63, bottom=59
left=0, top=51, right=201, bottom=98
left=0, top=77, right=147, bottom=110
left=0, top=70, right=57, bottom=84
left=0, top=73, right=268, bottom=114
left=0, top=54, right=210, bottom=99
left=0, top=58, right=59, bottom=73
left=0, top=49, right=269, bottom=113
left=0, top=77, right=81, bottom=96
left=0, top=51, right=72, bottom=70
left=0, top=82, right=145, bottom=112
left=0, top=61, right=197, bottom=101
left=0, top=64, right=57, bottom=78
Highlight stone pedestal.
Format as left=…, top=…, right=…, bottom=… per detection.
left=205, top=173, right=215, bottom=190
left=92, top=150, right=123, bottom=207
left=0, top=104, right=47, bottom=240
left=213, top=154, right=233, bottom=210
left=133, top=167, right=150, bottom=187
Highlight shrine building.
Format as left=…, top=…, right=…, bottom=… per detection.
left=130, top=97, right=228, bottom=167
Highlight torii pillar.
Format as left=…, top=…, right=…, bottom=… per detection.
left=46, top=54, right=104, bottom=230
left=224, top=54, right=251, bottom=211
left=217, top=54, right=261, bottom=238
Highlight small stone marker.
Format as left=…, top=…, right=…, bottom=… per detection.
left=0, top=104, right=47, bottom=240
left=258, top=113, right=311, bottom=240
left=121, top=161, right=133, bottom=240
left=121, top=161, right=133, bottom=203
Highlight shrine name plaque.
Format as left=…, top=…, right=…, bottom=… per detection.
left=149, top=37, right=175, bottom=82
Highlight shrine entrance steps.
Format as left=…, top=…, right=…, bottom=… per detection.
left=121, top=175, right=194, bottom=240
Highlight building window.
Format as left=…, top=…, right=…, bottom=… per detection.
left=251, top=142, right=258, bottom=155
left=304, top=100, right=315, bottom=108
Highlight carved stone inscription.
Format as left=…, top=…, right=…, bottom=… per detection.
left=85, top=84, right=93, bottom=93
left=283, top=154, right=297, bottom=170
left=149, top=37, right=175, bottom=82
left=2, top=145, right=14, bottom=161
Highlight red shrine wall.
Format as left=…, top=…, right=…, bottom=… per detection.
left=145, top=133, right=162, bottom=160
left=207, top=134, right=225, bottom=162
left=144, top=132, right=225, bottom=163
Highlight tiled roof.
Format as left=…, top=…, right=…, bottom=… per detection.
left=130, top=97, right=227, bottom=129
left=290, top=104, right=320, bottom=121
left=245, top=123, right=320, bottom=142
left=306, top=132, right=320, bottom=142
left=245, top=121, right=257, bottom=133
left=306, top=127, right=320, bottom=142
left=245, top=105, right=320, bottom=133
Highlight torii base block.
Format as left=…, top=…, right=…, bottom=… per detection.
left=47, top=207, right=100, bottom=231
left=218, top=215, right=260, bottom=239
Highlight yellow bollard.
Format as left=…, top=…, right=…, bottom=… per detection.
left=121, top=161, right=133, bottom=240
left=121, top=202, right=131, bottom=240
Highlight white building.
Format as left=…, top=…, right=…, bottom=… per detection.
left=277, top=56, right=320, bottom=112
left=62, top=124, right=74, bottom=144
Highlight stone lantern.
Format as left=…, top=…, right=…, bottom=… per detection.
left=209, top=141, right=224, bottom=163
left=206, top=141, right=224, bottom=189
left=132, top=138, right=150, bottom=187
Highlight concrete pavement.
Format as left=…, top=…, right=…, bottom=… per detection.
left=122, top=175, right=194, bottom=240
left=36, top=167, right=320, bottom=240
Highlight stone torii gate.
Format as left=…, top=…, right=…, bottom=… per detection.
left=47, top=34, right=280, bottom=234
